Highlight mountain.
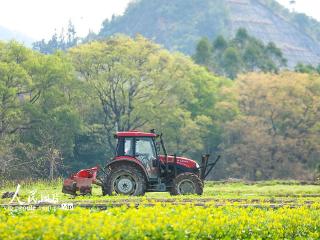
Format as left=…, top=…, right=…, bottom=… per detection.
left=99, top=0, right=320, bottom=68
left=0, top=25, right=34, bottom=46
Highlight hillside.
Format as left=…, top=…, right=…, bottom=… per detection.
left=0, top=25, right=34, bottom=46
left=99, top=0, right=320, bottom=68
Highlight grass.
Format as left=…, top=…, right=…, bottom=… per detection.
left=0, top=179, right=319, bottom=205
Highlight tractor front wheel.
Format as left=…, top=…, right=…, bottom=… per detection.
left=170, top=173, right=203, bottom=195
left=102, top=164, right=146, bottom=196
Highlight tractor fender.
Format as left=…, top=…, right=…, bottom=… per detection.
left=105, top=157, right=149, bottom=181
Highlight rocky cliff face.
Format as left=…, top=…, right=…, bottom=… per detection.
left=99, top=0, right=320, bottom=68
left=227, top=0, right=320, bottom=67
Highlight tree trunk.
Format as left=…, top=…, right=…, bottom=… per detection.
left=49, top=153, right=54, bottom=181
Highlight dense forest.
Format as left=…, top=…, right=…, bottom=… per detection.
left=1, top=36, right=319, bottom=182
left=193, top=29, right=287, bottom=79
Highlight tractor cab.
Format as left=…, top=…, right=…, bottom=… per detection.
left=114, top=131, right=161, bottom=180
left=115, top=131, right=158, bottom=174
left=113, top=130, right=207, bottom=182
left=63, top=130, right=220, bottom=196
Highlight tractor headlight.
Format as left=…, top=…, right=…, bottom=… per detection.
left=196, top=162, right=200, bottom=169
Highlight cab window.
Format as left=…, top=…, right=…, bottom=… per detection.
left=135, top=138, right=156, bottom=159
left=116, top=137, right=134, bottom=156
left=124, top=138, right=134, bottom=156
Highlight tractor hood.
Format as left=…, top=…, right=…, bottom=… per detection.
left=159, top=155, right=198, bottom=169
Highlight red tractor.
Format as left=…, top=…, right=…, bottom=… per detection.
left=63, top=130, right=220, bottom=196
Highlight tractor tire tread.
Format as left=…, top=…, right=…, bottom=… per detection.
left=102, top=164, right=146, bottom=196
left=170, top=172, right=203, bottom=196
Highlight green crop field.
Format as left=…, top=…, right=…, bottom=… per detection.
left=0, top=180, right=320, bottom=239
left=1, top=179, right=320, bottom=202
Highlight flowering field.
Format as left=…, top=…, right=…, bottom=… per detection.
left=0, top=204, right=320, bottom=240
left=1, top=181, right=320, bottom=239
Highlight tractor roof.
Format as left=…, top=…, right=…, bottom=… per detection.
left=116, top=131, right=157, bottom=138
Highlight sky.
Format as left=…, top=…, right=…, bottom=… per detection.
left=277, top=0, right=320, bottom=20
left=0, top=0, right=132, bottom=40
left=0, top=0, right=319, bottom=41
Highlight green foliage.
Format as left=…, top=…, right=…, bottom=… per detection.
left=3, top=37, right=238, bottom=180
left=193, top=38, right=211, bottom=65
left=0, top=42, right=32, bottom=136
left=1, top=34, right=320, bottom=181
left=20, top=53, right=80, bottom=178
left=221, top=47, right=241, bottom=79
left=295, top=63, right=320, bottom=74
left=221, top=72, right=320, bottom=180
left=0, top=41, right=81, bottom=180
left=213, top=35, right=228, bottom=51
left=194, top=28, right=287, bottom=79
left=69, top=35, right=235, bottom=157
left=73, top=125, right=109, bottom=170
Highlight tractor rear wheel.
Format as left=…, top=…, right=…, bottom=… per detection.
left=102, top=164, right=146, bottom=196
left=170, top=173, right=203, bottom=195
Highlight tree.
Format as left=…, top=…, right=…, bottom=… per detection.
left=0, top=41, right=81, bottom=179
left=19, top=52, right=81, bottom=178
left=234, top=28, right=249, bottom=48
left=0, top=41, right=41, bottom=180
left=0, top=41, right=35, bottom=139
left=295, top=63, right=320, bottom=74
left=243, top=44, right=260, bottom=71
left=194, top=28, right=287, bottom=79
left=213, top=35, right=227, bottom=52
left=70, top=35, right=236, bottom=159
left=222, top=47, right=242, bottom=79
left=70, top=36, right=194, bottom=151
left=221, top=72, right=320, bottom=180
left=265, top=42, right=287, bottom=69
left=1, top=37, right=239, bottom=180
left=193, top=37, right=211, bottom=65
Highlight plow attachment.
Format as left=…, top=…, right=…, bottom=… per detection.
left=62, top=166, right=102, bottom=196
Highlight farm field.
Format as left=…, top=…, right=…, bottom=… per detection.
left=0, top=180, right=320, bottom=239
left=1, top=180, right=320, bottom=204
